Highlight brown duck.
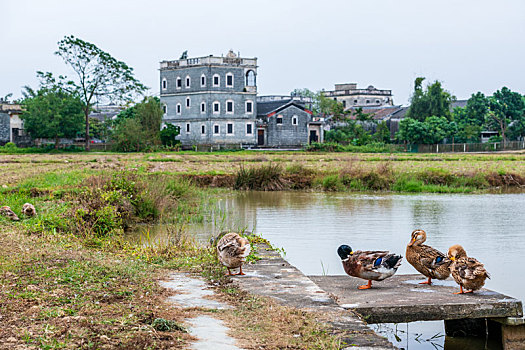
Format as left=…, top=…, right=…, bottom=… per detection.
left=337, top=244, right=402, bottom=289
left=22, top=203, right=37, bottom=217
left=406, top=229, right=451, bottom=285
left=216, top=232, right=251, bottom=276
left=448, top=244, right=490, bottom=294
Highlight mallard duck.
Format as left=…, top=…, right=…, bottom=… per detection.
left=1, top=206, right=19, bottom=221
left=22, top=203, right=37, bottom=217
left=406, top=229, right=451, bottom=285
left=448, top=244, right=490, bottom=294
left=337, top=244, right=402, bottom=289
left=216, top=232, right=251, bottom=276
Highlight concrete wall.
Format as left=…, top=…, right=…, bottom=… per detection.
left=0, top=113, right=10, bottom=145
left=265, top=105, right=310, bottom=147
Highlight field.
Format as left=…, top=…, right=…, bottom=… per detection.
left=0, top=150, right=524, bottom=349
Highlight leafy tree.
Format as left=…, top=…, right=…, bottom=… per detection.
left=325, top=121, right=371, bottom=145
left=160, top=124, right=180, bottom=147
left=112, top=118, right=146, bottom=152
left=397, top=116, right=456, bottom=144
left=290, top=88, right=318, bottom=112
left=21, top=76, right=84, bottom=149
left=486, top=87, right=525, bottom=143
left=110, top=97, right=163, bottom=151
left=373, top=121, right=391, bottom=143
left=55, top=35, right=147, bottom=150
left=406, top=78, right=455, bottom=121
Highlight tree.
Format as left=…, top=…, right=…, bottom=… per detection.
left=110, top=97, right=163, bottom=151
left=452, top=92, right=489, bottom=142
left=486, top=87, right=525, bottom=144
left=406, top=78, right=455, bottom=121
left=397, top=116, right=456, bottom=144
left=55, top=35, right=147, bottom=150
left=21, top=75, right=84, bottom=148
left=373, top=121, right=391, bottom=143
left=160, top=124, right=180, bottom=147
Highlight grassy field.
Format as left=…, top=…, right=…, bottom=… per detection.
left=0, top=155, right=343, bottom=349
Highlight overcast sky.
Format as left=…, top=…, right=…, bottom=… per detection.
left=2, top=0, right=524, bottom=105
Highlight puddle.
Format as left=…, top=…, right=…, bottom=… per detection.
left=186, top=315, right=243, bottom=350
left=160, top=273, right=231, bottom=310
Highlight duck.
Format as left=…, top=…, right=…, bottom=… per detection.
left=406, top=229, right=451, bottom=285
left=337, top=244, right=402, bottom=289
left=22, top=203, right=37, bottom=217
left=1, top=206, right=19, bottom=221
left=216, top=232, right=251, bottom=276
left=448, top=244, right=490, bottom=294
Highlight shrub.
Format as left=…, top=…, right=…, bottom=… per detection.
left=234, top=164, right=285, bottom=191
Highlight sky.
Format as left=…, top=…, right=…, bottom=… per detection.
left=1, top=0, right=524, bottom=105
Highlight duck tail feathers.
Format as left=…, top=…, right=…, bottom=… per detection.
left=385, top=254, right=403, bottom=269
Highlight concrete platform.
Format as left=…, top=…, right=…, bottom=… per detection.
left=233, top=245, right=396, bottom=349
left=309, top=274, right=523, bottom=324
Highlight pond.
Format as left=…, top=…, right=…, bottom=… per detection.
left=135, top=191, right=525, bottom=349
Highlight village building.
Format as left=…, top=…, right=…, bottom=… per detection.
left=256, top=96, right=323, bottom=147
left=0, top=103, right=31, bottom=146
left=160, top=51, right=258, bottom=149
left=323, top=83, right=394, bottom=109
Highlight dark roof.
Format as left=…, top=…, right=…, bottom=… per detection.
left=257, top=100, right=311, bottom=117
left=346, top=106, right=404, bottom=120
left=256, top=99, right=293, bottom=115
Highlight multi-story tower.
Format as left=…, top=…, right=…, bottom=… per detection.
left=160, top=51, right=257, bottom=148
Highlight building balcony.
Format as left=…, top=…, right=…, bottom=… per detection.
left=160, top=55, right=257, bottom=70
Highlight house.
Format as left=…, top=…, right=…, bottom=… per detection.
left=256, top=96, right=323, bottom=147
left=0, top=103, right=31, bottom=146
left=160, top=50, right=258, bottom=149
left=323, top=83, right=394, bottom=109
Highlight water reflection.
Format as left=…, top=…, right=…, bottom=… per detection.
left=131, top=191, right=525, bottom=349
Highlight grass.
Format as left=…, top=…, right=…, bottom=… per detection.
left=0, top=164, right=343, bottom=349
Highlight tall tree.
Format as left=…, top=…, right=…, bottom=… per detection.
left=486, top=87, right=525, bottom=144
left=55, top=35, right=147, bottom=150
left=21, top=74, right=84, bottom=148
left=406, top=78, right=455, bottom=121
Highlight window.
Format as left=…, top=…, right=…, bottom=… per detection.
left=162, top=104, right=167, bottom=114
left=376, top=99, right=380, bottom=104
left=213, top=101, right=220, bottom=114
left=201, top=124, right=206, bottom=134
left=246, top=100, right=253, bottom=114
left=333, top=98, right=337, bottom=101
left=226, top=73, right=233, bottom=87
left=246, top=123, right=253, bottom=135
left=185, top=76, right=191, bottom=88
left=186, top=123, right=190, bottom=134
left=342, top=100, right=346, bottom=108
left=201, top=74, right=206, bottom=87
left=276, top=115, right=283, bottom=125
left=226, top=100, right=234, bottom=113
left=186, top=97, right=191, bottom=108
left=366, top=99, right=370, bottom=104
left=162, top=78, right=167, bottom=90
left=213, top=124, right=220, bottom=135
left=176, top=77, right=182, bottom=89
left=227, top=123, right=234, bottom=135
left=201, top=101, right=206, bottom=113
left=292, top=115, right=298, bottom=125
left=246, top=70, right=256, bottom=86
left=354, top=99, right=358, bottom=104
left=213, top=74, right=220, bottom=87
left=176, top=103, right=181, bottom=115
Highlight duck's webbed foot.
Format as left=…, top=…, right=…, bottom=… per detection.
left=358, top=280, right=372, bottom=290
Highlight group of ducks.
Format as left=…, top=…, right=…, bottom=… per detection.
left=338, top=229, right=490, bottom=294
left=215, top=230, right=491, bottom=296
left=0, top=203, right=37, bottom=221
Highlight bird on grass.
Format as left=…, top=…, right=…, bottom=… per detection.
left=406, top=229, right=451, bottom=285
left=1, top=206, right=19, bottom=221
left=22, top=203, right=37, bottom=217
left=448, top=244, right=490, bottom=294
left=217, top=232, right=251, bottom=276
left=337, top=244, right=402, bottom=290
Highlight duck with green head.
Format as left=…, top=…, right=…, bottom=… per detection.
left=337, top=244, right=402, bottom=290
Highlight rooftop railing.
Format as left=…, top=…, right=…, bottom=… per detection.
left=160, top=56, right=257, bottom=69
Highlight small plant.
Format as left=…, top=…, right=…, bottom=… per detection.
left=151, top=318, right=186, bottom=332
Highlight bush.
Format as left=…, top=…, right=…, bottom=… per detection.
left=234, top=164, right=284, bottom=191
